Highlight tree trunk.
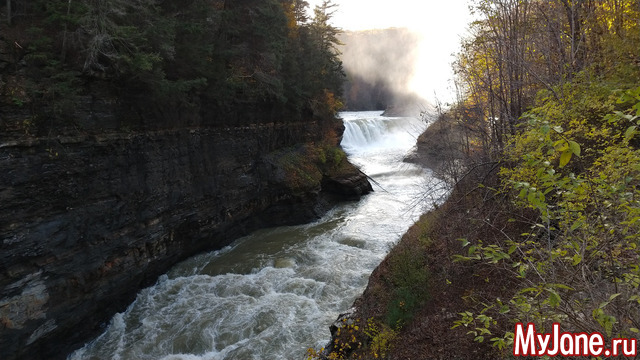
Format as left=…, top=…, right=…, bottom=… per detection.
left=561, top=0, right=585, bottom=71
left=61, top=0, right=72, bottom=62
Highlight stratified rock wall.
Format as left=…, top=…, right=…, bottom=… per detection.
left=0, top=124, right=370, bottom=360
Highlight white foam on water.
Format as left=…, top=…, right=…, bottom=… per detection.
left=69, top=112, right=446, bottom=360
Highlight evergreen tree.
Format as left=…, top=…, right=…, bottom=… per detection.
left=1, top=0, right=347, bottom=129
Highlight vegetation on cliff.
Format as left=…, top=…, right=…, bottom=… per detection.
left=313, top=1, right=640, bottom=358
left=1, top=0, right=344, bottom=133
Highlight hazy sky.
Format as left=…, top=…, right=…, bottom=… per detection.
left=307, top=0, right=473, bottom=104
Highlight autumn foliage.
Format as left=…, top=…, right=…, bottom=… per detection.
left=324, top=1, right=640, bottom=359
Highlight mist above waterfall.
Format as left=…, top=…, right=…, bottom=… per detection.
left=307, top=0, right=473, bottom=107
left=338, top=29, right=429, bottom=116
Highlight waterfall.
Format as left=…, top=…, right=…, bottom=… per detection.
left=69, top=112, right=444, bottom=360
left=340, top=111, right=427, bottom=154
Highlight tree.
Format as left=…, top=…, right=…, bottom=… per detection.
left=3, top=0, right=347, bottom=130
left=6, top=0, right=11, bottom=25
left=446, top=0, right=640, bottom=352
left=307, top=1, right=344, bottom=109
left=452, top=0, right=640, bottom=158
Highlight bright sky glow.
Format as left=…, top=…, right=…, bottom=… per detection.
left=307, top=0, right=473, bottom=104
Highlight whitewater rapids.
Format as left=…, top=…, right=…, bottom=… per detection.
left=69, top=111, right=445, bottom=360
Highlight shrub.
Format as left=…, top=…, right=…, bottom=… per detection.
left=454, top=85, right=640, bottom=351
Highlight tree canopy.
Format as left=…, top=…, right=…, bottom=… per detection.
left=441, top=0, right=640, bottom=353
left=1, top=0, right=345, bottom=129
left=452, top=0, right=640, bottom=157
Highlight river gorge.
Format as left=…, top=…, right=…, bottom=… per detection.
left=67, top=112, right=445, bottom=360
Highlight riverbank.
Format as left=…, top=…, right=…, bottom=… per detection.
left=315, top=138, right=533, bottom=359
left=339, top=170, right=517, bottom=359
left=314, top=166, right=510, bottom=359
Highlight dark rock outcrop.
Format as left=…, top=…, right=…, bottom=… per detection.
left=322, top=173, right=373, bottom=199
left=0, top=124, right=371, bottom=360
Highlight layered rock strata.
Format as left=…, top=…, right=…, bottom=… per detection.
left=0, top=125, right=371, bottom=360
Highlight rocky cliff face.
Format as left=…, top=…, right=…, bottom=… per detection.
left=0, top=121, right=371, bottom=359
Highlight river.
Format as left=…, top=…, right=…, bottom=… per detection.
left=69, top=111, right=446, bottom=360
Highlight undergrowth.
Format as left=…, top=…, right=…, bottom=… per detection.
left=268, top=142, right=354, bottom=195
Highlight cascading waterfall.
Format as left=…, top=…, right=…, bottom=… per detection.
left=69, top=111, right=445, bottom=360
left=340, top=111, right=426, bottom=154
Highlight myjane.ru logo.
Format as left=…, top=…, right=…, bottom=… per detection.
left=513, top=323, right=637, bottom=357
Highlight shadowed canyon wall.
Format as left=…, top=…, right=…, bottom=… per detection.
left=0, top=1, right=368, bottom=357
left=0, top=103, right=371, bottom=360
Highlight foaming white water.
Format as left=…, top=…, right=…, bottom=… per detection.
left=69, top=112, right=446, bottom=360
left=340, top=111, right=426, bottom=155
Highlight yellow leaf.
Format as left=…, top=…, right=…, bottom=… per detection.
left=559, top=150, right=572, bottom=168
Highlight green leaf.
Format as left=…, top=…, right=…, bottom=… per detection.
left=559, top=150, right=572, bottom=168
left=572, top=254, right=582, bottom=266
left=553, top=140, right=568, bottom=151
left=518, top=188, right=527, bottom=199
left=568, top=141, right=581, bottom=156
left=546, top=289, right=561, bottom=307
left=607, top=293, right=622, bottom=302
left=570, top=220, right=583, bottom=232
left=553, top=125, right=564, bottom=133
left=625, top=126, right=637, bottom=141
left=615, top=111, right=635, bottom=121
left=491, top=337, right=506, bottom=350
left=599, top=293, right=621, bottom=309
left=521, top=287, right=539, bottom=294
left=553, top=284, right=574, bottom=291
left=593, top=308, right=617, bottom=337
